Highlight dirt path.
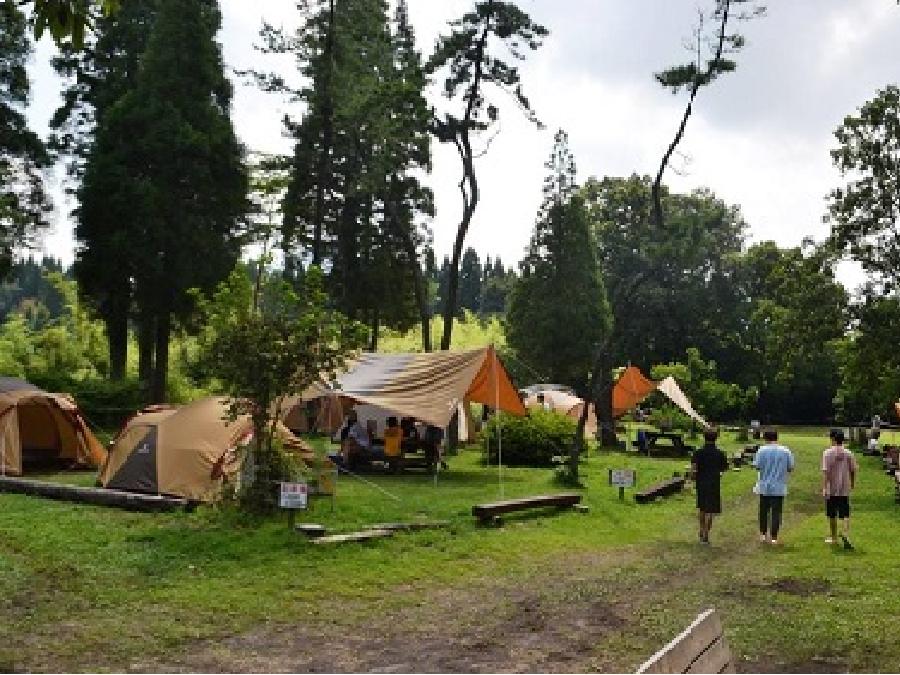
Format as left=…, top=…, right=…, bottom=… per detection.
left=131, top=487, right=853, bottom=674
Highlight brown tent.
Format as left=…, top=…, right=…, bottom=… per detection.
left=283, top=346, right=526, bottom=433
left=0, top=377, right=106, bottom=475
left=99, top=397, right=316, bottom=502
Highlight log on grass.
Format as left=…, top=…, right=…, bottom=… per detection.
left=0, top=476, right=191, bottom=512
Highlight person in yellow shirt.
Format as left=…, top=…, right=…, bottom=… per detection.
left=383, top=416, right=403, bottom=472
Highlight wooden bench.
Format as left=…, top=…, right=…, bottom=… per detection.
left=636, top=608, right=734, bottom=674
left=472, top=493, right=582, bottom=524
left=635, top=476, right=685, bottom=504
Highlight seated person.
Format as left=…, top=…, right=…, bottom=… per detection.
left=400, top=416, right=419, bottom=451
left=384, top=416, right=403, bottom=466
left=337, top=410, right=372, bottom=466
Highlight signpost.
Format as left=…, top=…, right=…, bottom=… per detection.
left=609, top=468, right=636, bottom=501
left=280, top=481, right=308, bottom=529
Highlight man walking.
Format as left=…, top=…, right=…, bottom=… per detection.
left=822, top=428, right=858, bottom=550
left=692, top=427, right=729, bottom=544
left=753, top=428, right=795, bottom=545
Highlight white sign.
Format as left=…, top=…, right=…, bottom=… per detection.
left=609, top=469, right=636, bottom=488
left=279, top=482, right=309, bottom=510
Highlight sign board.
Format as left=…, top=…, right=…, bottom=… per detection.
left=609, top=469, right=636, bottom=488
left=279, top=481, right=308, bottom=510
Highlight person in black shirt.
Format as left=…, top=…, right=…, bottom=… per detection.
left=692, top=427, right=729, bottom=544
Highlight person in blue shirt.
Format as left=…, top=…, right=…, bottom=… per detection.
left=752, top=427, right=795, bottom=545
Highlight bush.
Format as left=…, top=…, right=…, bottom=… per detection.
left=648, top=403, right=693, bottom=432
left=482, top=408, right=577, bottom=467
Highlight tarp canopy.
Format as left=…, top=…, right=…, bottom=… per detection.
left=612, top=366, right=658, bottom=418
left=612, top=366, right=708, bottom=428
left=656, top=376, right=708, bottom=428
left=0, top=380, right=106, bottom=475
left=291, top=346, right=526, bottom=430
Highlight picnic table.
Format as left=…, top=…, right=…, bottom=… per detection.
left=638, top=431, right=692, bottom=457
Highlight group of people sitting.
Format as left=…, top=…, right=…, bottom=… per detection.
left=332, top=410, right=447, bottom=472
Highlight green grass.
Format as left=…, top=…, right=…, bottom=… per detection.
left=1, top=428, right=899, bottom=672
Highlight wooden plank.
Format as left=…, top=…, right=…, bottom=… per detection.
left=684, top=635, right=732, bottom=674
left=472, top=492, right=582, bottom=519
left=636, top=609, right=723, bottom=674
left=313, top=529, right=394, bottom=545
left=366, top=521, right=450, bottom=532
left=634, top=477, right=685, bottom=504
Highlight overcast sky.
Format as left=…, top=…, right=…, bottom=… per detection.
left=26, top=0, right=900, bottom=289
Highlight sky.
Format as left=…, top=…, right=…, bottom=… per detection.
left=25, top=0, right=900, bottom=290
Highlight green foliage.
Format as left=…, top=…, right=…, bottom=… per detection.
left=28, top=0, right=121, bottom=47
left=647, top=402, right=693, bottom=432
left=193, top=265, right=366, bottom=512
left=651, top=347, right=757, bottom=423
left=828, top=85, right=900, bottom=288
left=0, top=1, right=50, bottom=278
left=379, top=310, right=505, bottom=353
left=0, top=256, right=65, bottom=324
left=834, top=294, right=900, bottom=424
left=482, top=408, right=577, bottom=468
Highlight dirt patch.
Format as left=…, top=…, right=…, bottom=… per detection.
left=765, top=577, right=831, bottom=597
left=134, top=552, right=635, bottom=674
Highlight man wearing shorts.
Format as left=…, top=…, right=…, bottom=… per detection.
left=692, top=427, right=729, bottom=544
left=822, top=428, right=858, bottom=549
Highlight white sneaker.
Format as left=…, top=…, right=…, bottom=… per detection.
left=759, top=533, right=768, bottom=543
left=770, top=538, right=779, bottom=546
left=825, top=537, right=835, bottom=544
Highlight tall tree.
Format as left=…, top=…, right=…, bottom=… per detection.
left=652, top=0, right=763, bottom=231
left=457, top=247, right=482, bottom=313
left=88, top=0, right=247, bottom=401
left=267, top=0, right=432, bottom=348
left=427, top=0, right=547, bottom=349
left=55, top=0, right=160, bottom=380
left=507, top=130, right=610, bottom=481
left=0, top=0, right=51, bottom=279
left=828, top=85, right=900, bottom=290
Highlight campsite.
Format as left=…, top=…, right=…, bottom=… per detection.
left=3, top=0, right=900, bottom=673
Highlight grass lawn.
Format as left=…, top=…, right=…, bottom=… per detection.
left=1, top=427, right=898, bottom=672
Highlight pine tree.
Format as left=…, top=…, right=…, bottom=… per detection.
left=0, top=1, right=51, bottom=279
left=87, top=0, right=247, bottom=401
left=506, top=130, right=611, bottom=481
left=56, top=0, right=160, bottom=380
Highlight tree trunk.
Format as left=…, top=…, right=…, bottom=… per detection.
left=137, top=308, right=155, bottom=393
left=150, top=309, right=171, bottom=404
left=441, top=132, right=478, bottom=350
left=592, top=350, right=617, bottom=448
left=312, top=0, right=336, bottom=266
left=569, top=395, right=590, bottom=484
left=105, top=301, right=128, bottom=381
left=369, top=308, right=379, bottom=351
left=651, top=0, right=732, bottom=231
left=439, top=14, right=490, bottom=351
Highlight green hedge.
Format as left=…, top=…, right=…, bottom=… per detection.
left=482, top=408, right=577, bottom=467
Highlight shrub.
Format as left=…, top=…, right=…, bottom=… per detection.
left=482, top=408, right=577, bottom=467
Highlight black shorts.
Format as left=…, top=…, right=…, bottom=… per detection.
left=826, top=496, right=850, bottom=519
left=697, top=485, right=722, bottom=514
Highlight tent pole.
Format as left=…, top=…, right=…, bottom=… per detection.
left=493, top=345, right=503, bottom=499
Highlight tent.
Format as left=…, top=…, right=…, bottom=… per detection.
left=282, top=346, right=526, bottom=434
left=98, top=397, right=316, bottom=502
left=612, top=366, right=708, bottom=428
left=524, top=389, right=597, bottom=435
left=0, top=377, right=106, bottom=476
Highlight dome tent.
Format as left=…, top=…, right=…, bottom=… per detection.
left=0, top=377, right=107, bottom=475
left=99, top=397, right=317, bottom=502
